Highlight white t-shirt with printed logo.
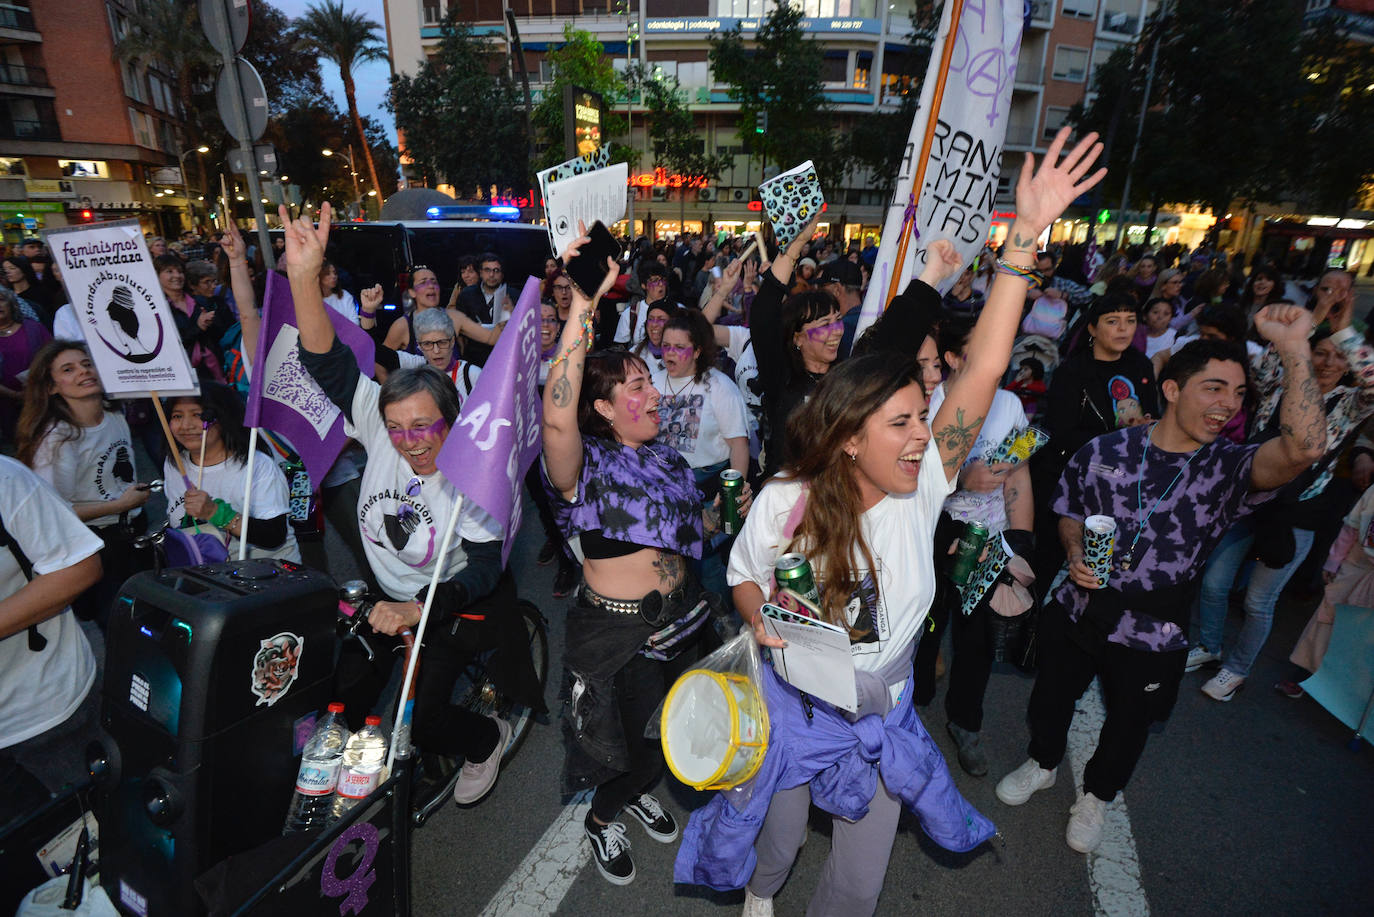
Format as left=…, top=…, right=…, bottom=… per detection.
left=650, top=367, right=750, bottom=469
left=927, top=384, right=1028, bottom=534
left=345, top=375, right=502, bottom=601
left=0, top=457, right=103, bottom=748
left=727, top=441, right=955, bottom=689
left=32, top=412, right=142, bottom=528
left=163, top=451, right=300, bottom=562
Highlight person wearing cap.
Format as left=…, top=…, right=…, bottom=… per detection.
left=814, top=259, right=863, bottom=360
left=790, top=257, right=817, bottom=294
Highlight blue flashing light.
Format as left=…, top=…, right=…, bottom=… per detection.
left=426, top=206, right=442, bottom=219
left=488, top=205, right=520, bottom=217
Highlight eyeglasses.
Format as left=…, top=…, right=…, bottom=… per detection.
left=417, top=337, right=454, bottom=352
left=540, top=316, right=561, bottom=327
left=552, top=283, right=573, bottom=292
left=662, top=344, right=694, bottom=357
left=804, top=319, right=844, bottom=342
left=481, top=265, right=502, bottom=274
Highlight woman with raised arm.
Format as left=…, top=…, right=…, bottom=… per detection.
left=541, top=228, right=747, bottom=887
left=674, top=128, right=1106, bottom=917
left=283, top=204, right=534, bottom=807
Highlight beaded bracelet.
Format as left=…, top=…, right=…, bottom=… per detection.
left=995, top=257, right=1038, bottom=279
left=549, top=312, right=595, bottom=370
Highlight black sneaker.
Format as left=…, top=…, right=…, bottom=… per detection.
left=584, top=812, right=635, bottom=885
left=552, top=564, right=579, bottom=599
left=623, top=792, right=679, bottom=843
left=537, top=538, right=558, bottom=566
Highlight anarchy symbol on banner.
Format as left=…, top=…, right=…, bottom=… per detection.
left=947, top=18, right=1016, bottom=126
left=320, top=822, right=380, bottom=915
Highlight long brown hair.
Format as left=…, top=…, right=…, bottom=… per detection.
left=780, top=351, right=924, bottom=635
left=17, top=339, right=106, bottom=467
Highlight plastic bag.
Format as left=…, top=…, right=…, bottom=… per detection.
left=648, top=629, right=770, bottom=798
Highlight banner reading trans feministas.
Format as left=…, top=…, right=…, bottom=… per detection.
left=245, top=271, right=376, bottom=486
left=855, top=0, right=1023, bottom=340
left=435, top=277, right=543, bottom=565
left=43, top=219, right=199, bottom=397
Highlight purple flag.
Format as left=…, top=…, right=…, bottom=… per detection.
left=435, top=277, right=544, bottom=565
left=245, top=271, right=375, bottom=487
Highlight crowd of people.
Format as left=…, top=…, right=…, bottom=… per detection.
left=1, top=126, right=1369, bottom=915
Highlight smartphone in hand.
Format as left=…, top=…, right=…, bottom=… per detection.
left=564, top=221, right=622, bottom=298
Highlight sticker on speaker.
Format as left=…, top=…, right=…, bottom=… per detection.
left=251, top=632, right=304, bottom=707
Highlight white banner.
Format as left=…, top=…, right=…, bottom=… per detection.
left=855, top=0, right=1024, bottom=339
left=44, top=219, right=199, bottom=397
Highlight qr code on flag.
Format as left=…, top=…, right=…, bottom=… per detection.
left=262, top=327, right=339, bottom=438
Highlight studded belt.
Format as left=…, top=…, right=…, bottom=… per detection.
left=579, top=584, right=641, bottom=615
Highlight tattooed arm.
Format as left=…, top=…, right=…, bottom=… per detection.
left=1003, top=462, right=1034, bottom=532
left=1251, top=305, right=1329, bottom=491
left=931, top=128, right=1106, bottom=481
left=543, top=229, right=619, bottom=500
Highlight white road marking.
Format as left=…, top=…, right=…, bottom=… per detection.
left=1067, top=680, right=1151, bottom=917
left=477, top=791, right=591, bottom=917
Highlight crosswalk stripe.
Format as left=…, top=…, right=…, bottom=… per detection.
left=1068, top=680, right=1151, bottom=917
left=477, top=790, right=591, bottom=917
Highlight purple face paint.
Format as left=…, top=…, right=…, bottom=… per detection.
left=625, top=395, right=643, bottom=424
left=387, top=417, right=448, bottom=446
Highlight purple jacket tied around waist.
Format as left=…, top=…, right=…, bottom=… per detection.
left=674, top=659, right=996, bottom=890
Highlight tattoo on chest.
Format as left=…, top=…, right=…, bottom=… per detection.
left=653, top=550, right=684, bottom=588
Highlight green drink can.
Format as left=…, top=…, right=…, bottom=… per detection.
left=774, top=553, right=820, bottom=605
left=720, top=469, right=744, bottom=535
left=949, top=521, right=990, bottom=587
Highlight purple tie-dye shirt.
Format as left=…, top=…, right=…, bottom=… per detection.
left=1052, top=425, right=1275, bottom=651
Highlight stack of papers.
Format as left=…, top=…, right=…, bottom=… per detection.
left=760, top=603, right=856, bottom=712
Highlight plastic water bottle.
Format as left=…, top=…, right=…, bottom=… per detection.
left=329, top=715, right=389, bottom=821
left=283, top=702, right=350, bottom=833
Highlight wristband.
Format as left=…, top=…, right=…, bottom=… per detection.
left=209, top=499, right=238, bottom=529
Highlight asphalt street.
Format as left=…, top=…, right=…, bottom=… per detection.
left=398, top=499, right=1374, bottom=917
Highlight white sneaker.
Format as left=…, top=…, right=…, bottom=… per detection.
left=1185, top=645, right=1221, bottom=672
left=1066, top=792, right=1107, bottom=853
left=995, top=758, right=1057, bottom=806
left=1201, top=668, right=1245, bottom=702
left=742, top=887, right=774, bottom=917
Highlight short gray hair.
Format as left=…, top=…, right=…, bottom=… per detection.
left=413, top=308, right=455, bottom=338
left=0, top=287, right=18, bottom=315
left=378, top=366, right=462, bottom=426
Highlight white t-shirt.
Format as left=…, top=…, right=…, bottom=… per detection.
left=727, top=442, right=955, bottom=690
left=927, top=385, right=1028, bottom=534
left=163, top=451, right=301, bottom=562
left=651, top=367, right=750, bottom=469
left=615, top=299, right=649, bottom=348
left=53, top=303, right=82, bottom=342
left=395, top=351, right=482, bottom=403
left=1144, top=328, right=1178, bottom=359
left=324, top=290, right=360, bottom=325
left=0, top=457, right=102, bottom=748
left=32, top=412, right=141, bottom=528
left=345, top=375, right=502, bottom=600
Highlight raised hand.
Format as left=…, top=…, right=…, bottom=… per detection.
left=219, top=221, right=246, bottom=265
left=1012, top=128, right=1107, bottom=240
left=360, top=284, right=383, bottom=312
left=918, top=238, right=963, bottom=289
left=278, top=202, right=332, bottom=284
left=1254, top=304, right=1314, bottom=348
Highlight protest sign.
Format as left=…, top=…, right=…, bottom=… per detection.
left=759, top=161, right=825, bottom=249
left=435, top=277, right=543, bottom=565
left=244, top=271, right=375, bottom=487
left=43, top=219, right=199, bottom=397
left=855, top=0, right=1022, bottom=339
left=537, top=147, right=614, bottom=249
left=543, top=162, right=628, bottom=256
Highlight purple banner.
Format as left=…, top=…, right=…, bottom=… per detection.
left=244, top=272, right=375, bottom=487
left=435, top=277, right=544, bottom=565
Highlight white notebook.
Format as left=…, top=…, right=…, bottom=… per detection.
left=760, top=603, right=857, bottom=713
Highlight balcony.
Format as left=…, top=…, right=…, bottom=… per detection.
left=1013, top=61, right=1044, bottom=89
left=1027, top=0, right=1053, bottom=27
left=1004, top=123, right=1038, bottom=149
left=0, top=116, right=59, bottom=141
left=0, top=62, right=45, bottom=87
left=0, top=4, right=38, bottom=37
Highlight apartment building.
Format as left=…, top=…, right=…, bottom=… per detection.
left=0, top=0, right=193, bottom=244
left=383, top=0, right=1173, bottom=243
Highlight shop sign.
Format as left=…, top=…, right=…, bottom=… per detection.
left=644, top=17, right=880, bottom=34
left=25, top=179, right=76, bottom=199
left=630, top=168, right=709, bottom=190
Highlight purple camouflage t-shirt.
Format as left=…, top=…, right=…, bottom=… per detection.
left=1052, top=424, right=1275, bottom=652
left=543, top=435, right=704, bottom=560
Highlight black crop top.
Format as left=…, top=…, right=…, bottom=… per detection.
left=581, top=528, right=650, bottom=560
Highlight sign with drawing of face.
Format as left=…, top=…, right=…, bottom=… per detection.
left=42, top=219, right=199, bottom=398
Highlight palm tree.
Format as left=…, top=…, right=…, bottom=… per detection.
left=113, top=0, right=217, bottom=141
left=294, top=1, right=388, bottom=211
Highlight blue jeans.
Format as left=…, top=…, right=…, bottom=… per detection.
left=1196, top=522, right=1315, bottom=678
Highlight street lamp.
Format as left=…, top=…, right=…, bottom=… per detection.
left=322, top=146, right=365, bottom=219
left=176, top=145, right=210, bottom=230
